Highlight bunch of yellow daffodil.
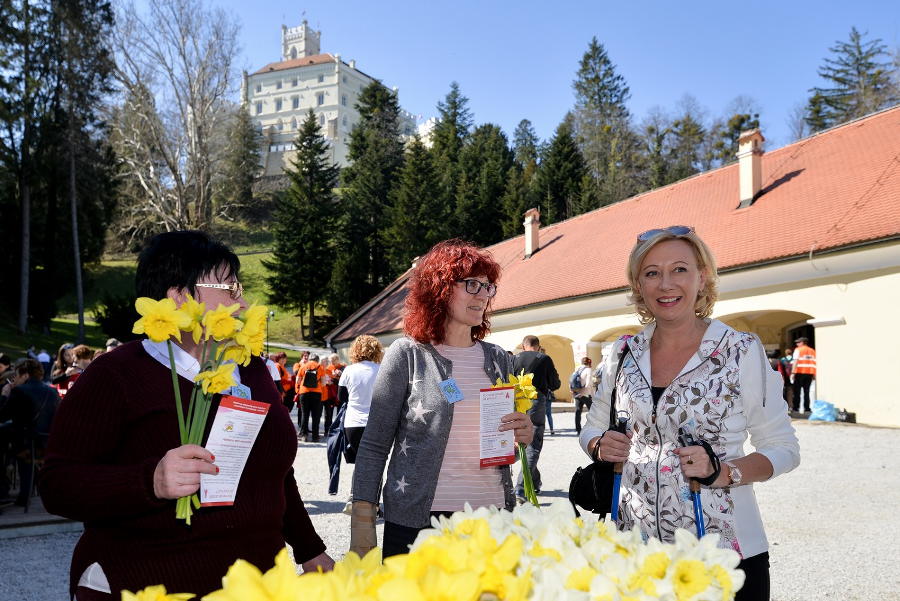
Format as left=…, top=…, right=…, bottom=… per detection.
left=492, top=371, right=539, bottom=506
left=132, top=296, right=269, bottom=524
left=125, top=500, right=744, bottom=601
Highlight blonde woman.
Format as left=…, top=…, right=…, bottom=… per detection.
left=339, top=336, right=384, bottom=463
left=580, top=226, right=799, bottom=601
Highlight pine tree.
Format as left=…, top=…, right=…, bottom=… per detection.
left=262, top=110, right=339, bottom=341
left=639, top=110, right=672, bottom=190
left=428, top=82, right=472, bottom=236
left=327, top=81, right=405, bottom=322
left=512, top=119, right=539, bottom=168
left=571, top=37, right=641, bottom=207
left=454, top=124, right=514, bottom=246
left=532, top=117, right=587, bottom=224
left=383, top=136, right=443, bottom=275
left=807, top=27, right=897, bottom=132
left=216, top=103, right=262, bottom=220
left=500, top=166, right=533, bottom=239
left=709, top=112, right=760, bottom=166
left=667, top=113, right=706, bottom=181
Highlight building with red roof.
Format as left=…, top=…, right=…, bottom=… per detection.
left=326, top=106, right=900, bottom=426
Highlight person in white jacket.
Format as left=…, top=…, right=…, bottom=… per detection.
left=580, top=225, right=799, bottom=601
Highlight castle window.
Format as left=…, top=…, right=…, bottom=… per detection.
left=317, top=92, right=324, bottom=106
left=255, top=101, right=262, bottom=115
left=292, top=97, right=299, bottom=109
left=276, top=80, right=282, bottom=90
left=275, top=99, right=282, bottom=111
left=255, top=84, right=261, bottom=93
left=319, top=113, right=325, bottom=125
left=317, top=73, right=324, bottom=83
left=290, top=47, right=297, bottom=59
left=292, top=78, right=298, bottom=87
left=341, top=95, right=347, bottom=107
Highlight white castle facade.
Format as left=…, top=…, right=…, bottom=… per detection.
left=243, top=20, right=417, bottom=174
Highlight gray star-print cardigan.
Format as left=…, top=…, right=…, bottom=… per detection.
left=351, top=336, right=517, bottom=528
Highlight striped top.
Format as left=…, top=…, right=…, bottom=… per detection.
left=430, top=343, right=504, bottom=512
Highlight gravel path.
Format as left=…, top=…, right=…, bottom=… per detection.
left=2, top=414, right=898, bottom=601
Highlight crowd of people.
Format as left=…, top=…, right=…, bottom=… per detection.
left=0, top=227, right=807, bottom=601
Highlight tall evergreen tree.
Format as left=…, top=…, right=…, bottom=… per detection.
left=807, top=27, right=897, bottom=132
left=428, top=82, right=472, bottom=238
left=216, top=103, right=262, bottom=220
left=638, top=110, right=672, bottom=190
left=327, top=81, right=405, bottom=322
left=383, top=136, right=443, bottom=275
left=511, top=119, right=539, bottom=168
left=455, top=124, right=514, bottom=246
left=500, top=166, right=535, bottom=239
left=572, top=37, right=641, bottom=207
left=262, top=110, right=339, bottom=341
left=667, top=113, right=706, bottom=181
left=532, top=117, right=587, bottom=224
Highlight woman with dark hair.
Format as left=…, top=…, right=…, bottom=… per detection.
left=580, top=226, right=799, bottom=601
left=350, top=239, right=534, bottom=559
left=40, top=230, right=332, bottom=600
left=50, top=343, right=75, bottom=384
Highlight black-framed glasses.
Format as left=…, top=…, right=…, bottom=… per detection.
left=195, top=281, right=244, bottom=300
left=456, top=279, right=497, bottom=298
left=637, top=225, right=694, bottom=242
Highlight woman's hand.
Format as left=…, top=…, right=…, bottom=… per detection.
left=152, top=444, right=218, bottom=500
left=675, top=445, right=714, bottom=480
left=593, top=430, right=633, bottom=463
left=499, top=412, right=534, bottom=445
left=301, top=552, right=335, bottom=573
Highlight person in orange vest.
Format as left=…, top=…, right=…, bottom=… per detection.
left=790, top=337, right=817, bottom=413
left=322, top=353, right=345, bottom=437
left=296, top=355, right=326, bottom=442
left=271, top=352, right=295, bottom=411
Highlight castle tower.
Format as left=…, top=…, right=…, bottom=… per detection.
left=281, top=19, right=320, bottom=60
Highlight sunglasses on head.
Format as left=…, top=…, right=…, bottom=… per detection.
left=636, top=225, right=694, bottom=242
left=195, top=281, right=244, bottom=300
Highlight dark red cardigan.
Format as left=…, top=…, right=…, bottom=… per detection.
left=39, top=341, right=325, bottom=598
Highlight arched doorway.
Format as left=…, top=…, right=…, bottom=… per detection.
left=716, top=310, right=814, bottom=352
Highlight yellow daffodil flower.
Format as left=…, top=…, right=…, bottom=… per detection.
left=195, top=362, right=235, bottom=395
left=132, top=297, right=191, bottom=343
left=672, top=559, right=712, bottom=601
left=219, top=343, right=252, bottom=367
left=493, top=370, right=537, bottom=414
left=201, top=303, right=242, bottom=341
left=179, top=293, right=206, bottom=344
left=234, top=304, right=268, bottom=357
left=122, top=585, right=194, bottom=601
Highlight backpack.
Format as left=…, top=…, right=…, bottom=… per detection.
left=302, top=365, right=319, bottom=389
left=568, top=367, right=584, bottom=391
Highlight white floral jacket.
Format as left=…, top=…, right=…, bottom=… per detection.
left=580, top=319, right=800, bottom=558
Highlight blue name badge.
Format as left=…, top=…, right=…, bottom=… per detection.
left=230, top=383, right=252, bottom=400
left=438, top=378, right=464, bottom=404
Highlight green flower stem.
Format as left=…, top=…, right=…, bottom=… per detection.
left=167, top=341, right=187, bottom=442
left=517, top=442, right=539, bottom=506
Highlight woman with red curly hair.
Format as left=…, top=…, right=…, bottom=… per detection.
left=350, top=239, right=533, bottom=558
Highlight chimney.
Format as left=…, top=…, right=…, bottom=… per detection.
left=736, top=129, right=765, bottom=208
left=523, top=208, right=540, bottom=259
left=349, top=59, right=356, bottom=69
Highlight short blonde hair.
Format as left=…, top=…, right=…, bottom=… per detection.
left=626, top=227, right=719, bottom=325
left=349, top=335, right=384, bottom=364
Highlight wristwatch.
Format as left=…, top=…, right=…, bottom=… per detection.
left=725, top=461, right=743, bottom=486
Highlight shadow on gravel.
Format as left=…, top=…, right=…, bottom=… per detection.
left=305, top=500, right=348, bottom=515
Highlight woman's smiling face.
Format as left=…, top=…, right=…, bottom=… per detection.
left=637, top=239, right=706, bottom=324
left=446, top=276, right=492, bottom=331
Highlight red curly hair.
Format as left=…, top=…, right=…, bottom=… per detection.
left=404, top=239, right=501, bottom=344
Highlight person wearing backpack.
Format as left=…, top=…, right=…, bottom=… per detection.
left=570, top=356, right=594, bottom=434
left=296, top=355, right=326, bottom=442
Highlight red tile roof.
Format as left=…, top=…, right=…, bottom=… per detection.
left=327, top=106, right=900, bottom=344
left=252, top=53, right=338, bottom=75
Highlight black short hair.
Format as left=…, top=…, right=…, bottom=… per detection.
left=135, top=231, right=240, bottom=299
left=0, top=353, right=10, bottom=367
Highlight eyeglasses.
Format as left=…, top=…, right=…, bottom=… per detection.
left=637, top=225, right=694, bottom=242
left=456, top=279, right=498, bottom=298
left=195, top=281, right=244, bottom=300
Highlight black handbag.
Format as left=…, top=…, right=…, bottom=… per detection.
left=568, top=345, right=629, bottom=516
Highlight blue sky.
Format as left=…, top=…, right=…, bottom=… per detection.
left=220, top=0, right=899, bottom=150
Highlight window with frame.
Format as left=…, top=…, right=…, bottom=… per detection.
left=292, top=97, right=299, bottom=109
left=292, top=78, right=298, bottom=87
left=276, top=80, right=282, bottom=90
left=275, top=99, right=282, bottom=111
left=255, top=101, right=262, bottom=115
left=317, top=92, right=324, bottom=106
left=317, top=73, right=324, bottom=83
left=255, top=84, right=261, bottom=93
left=341, top=95, right=347, bottom=107
left=319, top=114, right=325, bottom=125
